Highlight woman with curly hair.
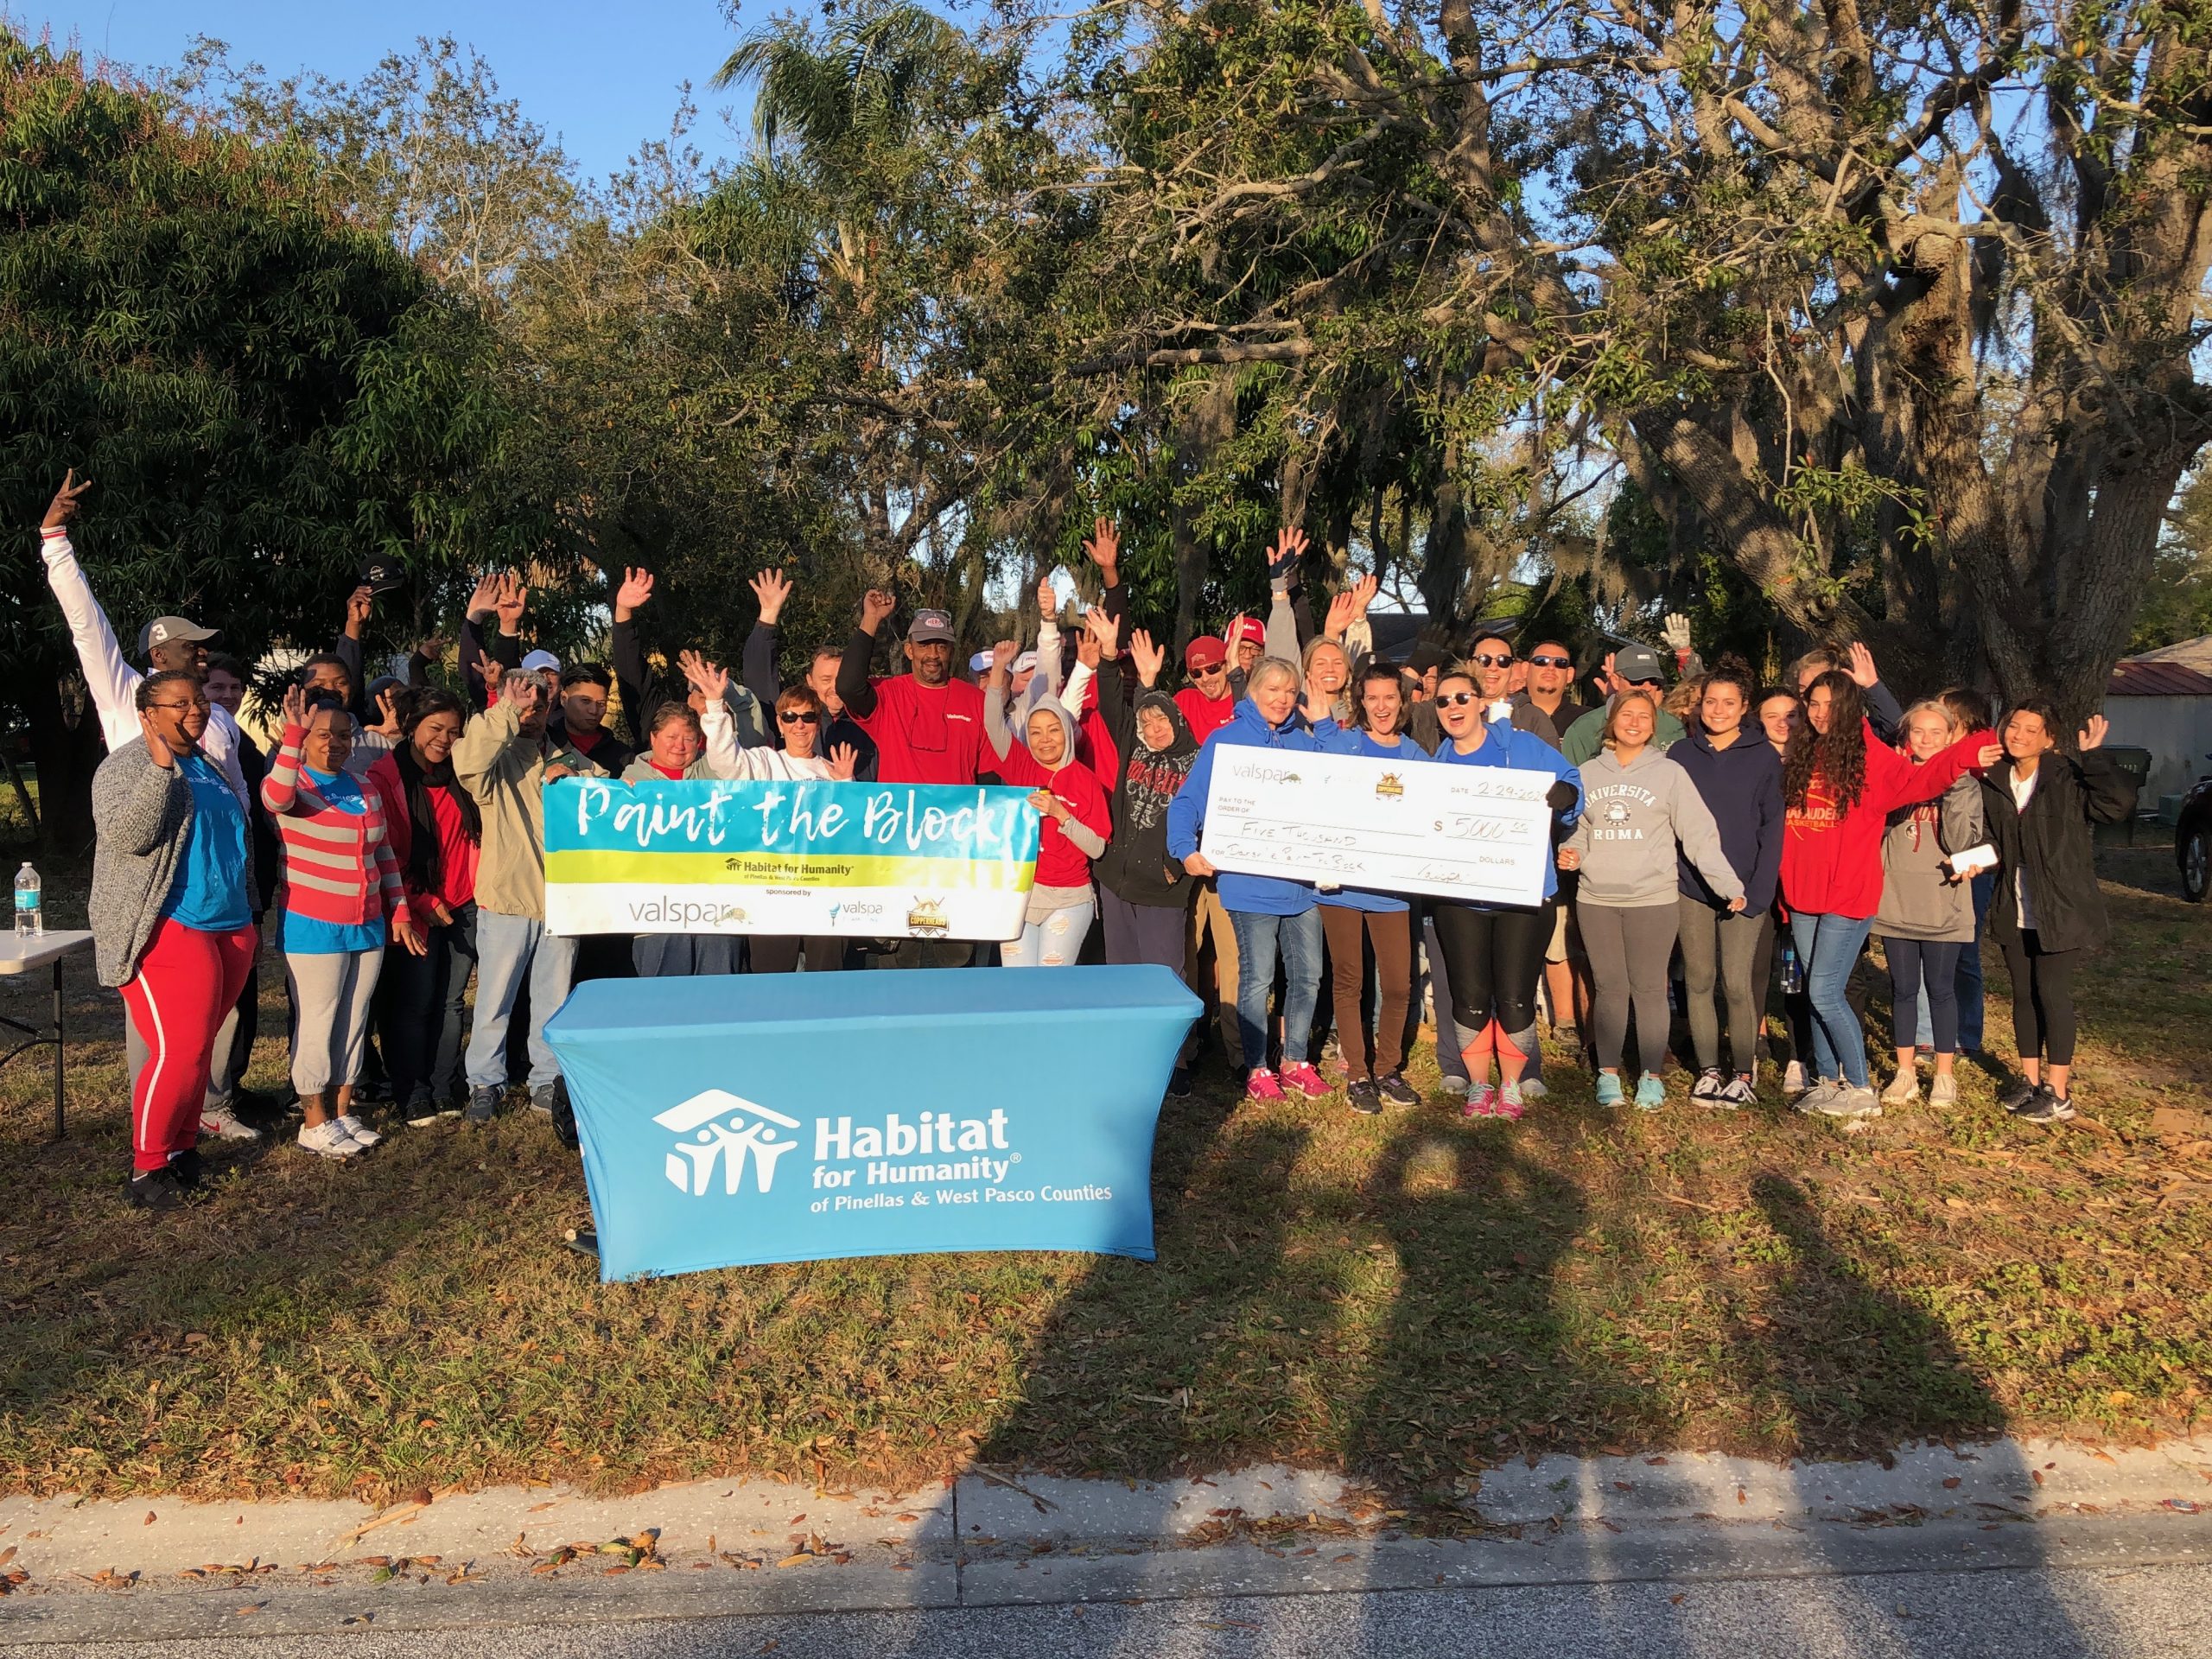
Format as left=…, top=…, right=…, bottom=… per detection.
left=1781, top=672, right=1993, bottom=1119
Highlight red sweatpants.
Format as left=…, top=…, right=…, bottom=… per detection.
left=119, top=918, right=258, bottom=1171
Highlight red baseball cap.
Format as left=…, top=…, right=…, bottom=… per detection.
left=1184, top=635, right=1228, bottom=671
left=1228, top=617, right=1267, bottom=646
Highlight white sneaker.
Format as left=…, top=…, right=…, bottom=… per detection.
left=198, top=1103, right=261, bottom=1142
left=1816, top=1084, right=1884, bottom=1119
left=1438, top=1074, right=1470, bottom=1097
left=1516, top=1077, right=1548, bottom=1101
left=1879, top=1071, right=1921, bottom=1105
left=296, top=1119, right=363, bottom=1160
left=1929, top=1074, right=1958, bottom=1106
left=1783, top=1060, right=1808, bottom=1095
left=335, top=1114, right=382, bottom=1148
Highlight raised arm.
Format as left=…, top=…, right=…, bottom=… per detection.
left=838, top=589, right=898, bottom=720
left=336, top=585, right=373, bottom=720
left=37, top=471, right=141, bottom=726
left=452, top=683, right=536, bottom=802
left=742, top=568, right=790, bottom=709
left=259, top=687, right=315, bottom=817
left=1089, top=610, right=1135, bottom=754
left=683, top=652, right=743, bottom=777
left=982, top=640, right=1020, bottom=760
left=2075, top=716, right=2139, bottom=824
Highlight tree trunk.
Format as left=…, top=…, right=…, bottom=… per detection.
left=22, top=663, right=102, bottom=855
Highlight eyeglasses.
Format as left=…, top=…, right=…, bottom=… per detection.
left=1471, top=652, right=1513, bottom=668
left=1437, top=690, right=1481, bottom=707
left=1528, top=653, right=1572, bottom=669
left=778, top=710, right=821, bottom=725
left=147, top=698, right=209, bottom=714
left=1193, top=663, right=1226, bottom=678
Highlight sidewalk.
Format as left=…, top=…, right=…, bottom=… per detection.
left=2, top=1437, right=2208, bottom=1644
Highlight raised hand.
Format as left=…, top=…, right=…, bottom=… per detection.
left=1847, top=641, right=1879, bottom=689
left=1661, top=611, right=1693, bottom=655
left=493, top=572, right=528, bottom=632
left=2078, top=713, right=2108, bottom=751
left=466, top=572, right=502, bottom=621
left=828, top=741, right=859, bottom=782
left=1084, top=605, right=1122, bottom=659
left=678, top=649, right=729, bottom=703
left=748, top=568, right=791, bottom=626
left=1035, top=574, right=1059, bottom=626
left=1128, top=628, right=1165, bottom=687
left=1323, top=589, right=1357, bottom=640
left=413, top=631, right=449, bottom=663
left=860, top=588, right=898, bottom=632
left=1266, top=525, right=1308, bottom=589
left=344, top=584, right=373, bottom=638
left=988, top=639, right=1019, bottom=679
left=1081, top=518, right=1120, bottom=578
left=1600, top=650, right=1619, bottom=694
left=280, top=683, right=308, bottom=730
left=1345, top=572, right=1379, bottom=617
left=41, top=469, right=92, bottom=531
left=613, top=566, right=654, bottom=622
left=1074, top=615, right=1102, bottom=670
left=372, top=685, right=403, bottom=737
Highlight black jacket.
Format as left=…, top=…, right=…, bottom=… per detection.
left=1980, top=749, right=2137, bottom=954
left=1090, top=655, right=1199, bottom=908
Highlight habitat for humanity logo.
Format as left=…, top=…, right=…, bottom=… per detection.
left=654, top=1089, right=801, bottom=1197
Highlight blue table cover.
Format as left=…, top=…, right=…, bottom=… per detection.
left=543, top=965, right=1200, bottom=1281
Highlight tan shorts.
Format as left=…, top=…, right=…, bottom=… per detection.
left=1545, top=896, right=1581, bottom=963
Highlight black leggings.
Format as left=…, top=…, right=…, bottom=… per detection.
left=1428, top=902, right=1548, bottom=1042
left=1999, top=929, right=2081, bottom=1066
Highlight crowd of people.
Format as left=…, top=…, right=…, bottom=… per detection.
left=45, top=476, right=2139, bottom=1213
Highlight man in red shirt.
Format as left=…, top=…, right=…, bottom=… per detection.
left=1173, top=634, right=1236, bottom=745
left=836, top=590, right=987, bottom=786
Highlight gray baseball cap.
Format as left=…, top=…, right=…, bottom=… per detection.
left=1614, top=642, right=1666, bottom=684
left=138, top=615, right=218, bottom=657
left=907, top=609, right=957, bottom=645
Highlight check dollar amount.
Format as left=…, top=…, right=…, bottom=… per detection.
left=1199, top=748, right=1557, bottom=907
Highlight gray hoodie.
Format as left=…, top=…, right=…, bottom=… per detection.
left=1565, top=746, right=1744, bottom=908
left=1872, top=773, right=1985, bottom=942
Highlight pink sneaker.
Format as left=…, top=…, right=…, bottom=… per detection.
left=1461, top=1083, right=1497, bottom=1117
left=1278, top=1061, right=1330, bottom=1099
left=1244, top=1069, right=1286, bottom=1103
left=1492, top=1080, right=1526, bottom=1121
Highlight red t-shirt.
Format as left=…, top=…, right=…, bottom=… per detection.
left=1175, top=686, right=1236, bottom=746
left=1781, top=723, right=1994, bottom=918
left=855, top=675, right=987, bottom=785
left=991, top=744, right=1112, bottom=888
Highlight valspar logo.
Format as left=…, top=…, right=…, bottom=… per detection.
left=655, top=1090, right=802, bottom=1196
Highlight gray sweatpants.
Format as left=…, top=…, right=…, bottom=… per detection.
left=1579, top=901, right=1679, bottom=1075
left=1676, top=898, right=1766, bottom=1075
left=285, top=949, right=384, bottom=1096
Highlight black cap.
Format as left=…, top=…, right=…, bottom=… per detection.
left=1407, top=642, right=1447, bottom=672
left=358, top=557, right=406, bottom=596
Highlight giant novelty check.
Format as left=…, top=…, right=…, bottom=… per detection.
left=542, top=777, right=1040, bottom=940
left=1199, top=748, right=1557, bottom=907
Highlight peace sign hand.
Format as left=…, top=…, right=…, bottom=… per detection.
left=41, top=469, right=92, bottom=531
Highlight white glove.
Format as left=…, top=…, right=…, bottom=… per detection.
left=1661, top=612, right=1693, bottom=655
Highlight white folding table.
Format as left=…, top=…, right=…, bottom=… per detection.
left=0, top=930, right=94, bottom=1140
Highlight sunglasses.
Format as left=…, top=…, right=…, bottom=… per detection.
left=1471, top=652, right=1513, bottom=668
left=1193, top=663, right=1226, bottom=677
left=1624, top=677, right=1662, bottom=690
left=778, top=710, right=822, bottom=724
left=1437, top=690, right=1482, bottom=708
left=1527, top=653, right=1572, bottom=669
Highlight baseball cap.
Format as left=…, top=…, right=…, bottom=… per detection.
left=1184, top=635, right=1227, bottom=671
left=1614, top=642, right=1666, bottom=684
left=138, top=615, right=217, bottom=656
left=358, top=556, right=406, bottom=596
left=968, top=650, right=995, bottom=674
left=520, top=649, right=562, bottom=674
left=1229, top=617, right=1267, bottom=646
left=1012, top=650, right=1039, bottom=676
left=907, top=610, right=956, bottom=645
left=1406, top=642, right=1446, bottom=673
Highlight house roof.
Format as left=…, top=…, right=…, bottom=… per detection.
left=2126, top=633, right=2212, bottom=674
left=2107, top=658, right=2212, bottom=696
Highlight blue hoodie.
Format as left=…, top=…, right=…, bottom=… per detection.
left=1166, top=698, right=1324, bottom=916
left=1310, top=726, right=1439, bottom=912
left=1429, top=721, right=1582, bottom=905
left=1669, top=723, right=1785, bottom=913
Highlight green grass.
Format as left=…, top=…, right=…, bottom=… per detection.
left=1, top=848, right=2207, bottom=1506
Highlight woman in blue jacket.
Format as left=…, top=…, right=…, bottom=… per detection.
left=1669, top=659, right=1785, bottom=1107
left=1167, top=658, right=1327, bottom=1105
left=1427, top=665, right=1582, bottom=1117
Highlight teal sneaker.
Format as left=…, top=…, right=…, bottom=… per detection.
left=1595, top=1071, right=1624, bottom=1107
left=1634, top=1072, right=1667, bottom=1111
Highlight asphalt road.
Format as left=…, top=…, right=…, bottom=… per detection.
left=10, top=1560, right=2207, bottom=1659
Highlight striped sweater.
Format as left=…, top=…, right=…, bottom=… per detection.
left=260, top=721, right=410, bottom=931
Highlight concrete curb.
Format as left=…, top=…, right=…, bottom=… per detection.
left=2, top=1438, right=2209, bottom=1643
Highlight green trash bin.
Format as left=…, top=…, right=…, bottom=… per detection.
left=2101, top=746, right=2153, bottom=845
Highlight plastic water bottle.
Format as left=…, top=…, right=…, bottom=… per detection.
left=1780, top=934, right=1802, bottom=995
left=12, top=862, right=40, bottom=939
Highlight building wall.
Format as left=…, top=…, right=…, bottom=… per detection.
left=2103, top=697, right=2212, bottom=803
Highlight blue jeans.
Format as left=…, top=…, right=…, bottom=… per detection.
left=467, top=911, right=577, bottom=1090
left=1790, top=911, right=1875, bottom=1088
left=1915, top=872, right=1993, bottom=1049
left=1001, top=899, right=1096, bottom=968
left=1229, top=907, right=1323, bottom=1071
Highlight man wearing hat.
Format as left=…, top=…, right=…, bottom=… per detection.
left=836, top=590, right=988, bottom=788
left=1226, top=614, right=1268, bottom=681
left=1559, top=640, right=1688, bottom=765
left=1173, top=634, right=1237, bottom=746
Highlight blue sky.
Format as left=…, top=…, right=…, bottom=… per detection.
left=10, top=1, right=754, bottom=184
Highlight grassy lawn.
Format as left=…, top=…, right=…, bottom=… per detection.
left=1, top=845, right=2207, bottom=1506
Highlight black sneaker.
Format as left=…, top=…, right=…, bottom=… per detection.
left=404, top=1090, right=443, bottom=1128
left=1691, top=1066, right=1728, bottom=1105
left=466, top=1085, right=502, bottom=1125
left=530, top=1084, right=558, bottom=1117
left=1999, top=1077, right=2039, bottom=1114
left=1346, top=1078, right=1383, bottom=1116
left=1166, top=1066, right=1192, bottom=1100
left=1376, top=1073, right=1420, bottom=1109
left=168, top=1147, right=205, bottom=1192
left=127, top=1166, right=189, bottom=1212
left=2016, top=1084, right=2076, bottom=1124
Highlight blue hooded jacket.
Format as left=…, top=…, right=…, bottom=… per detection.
left=1166, top=697, right=1324, bottom=916
left=1429, top=720, right=1582, bottom=905
left=1669, top=722, right=1785, bottom=913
